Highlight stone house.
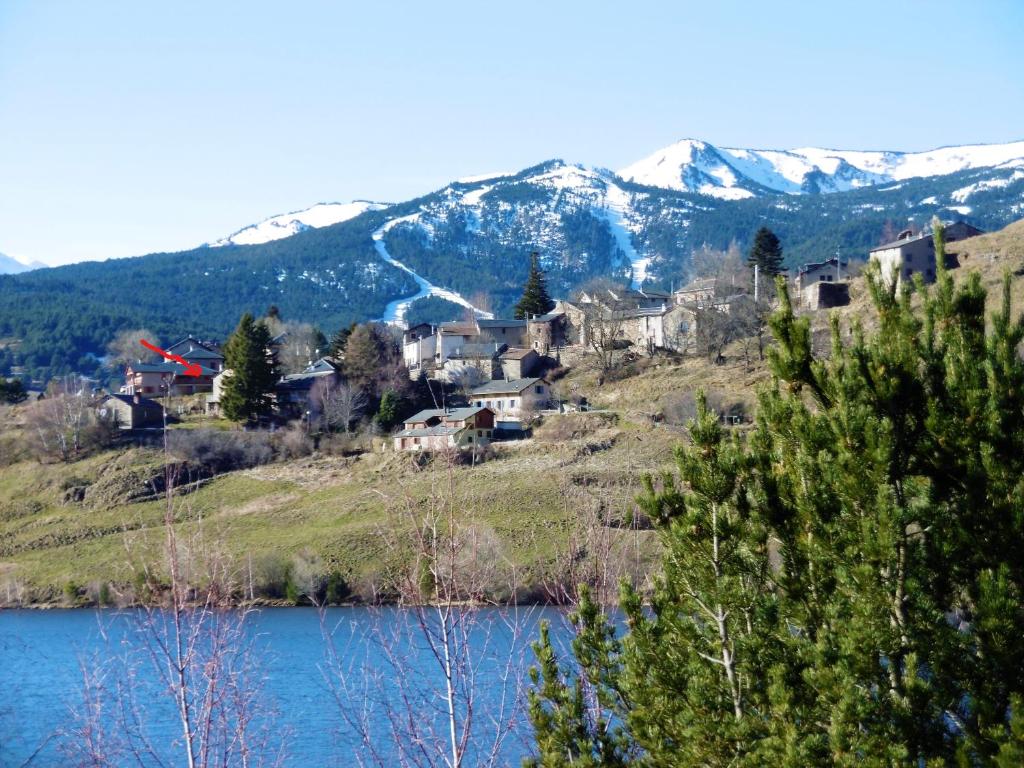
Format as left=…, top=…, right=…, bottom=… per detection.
left=393, top=406, right=496, bottom=452
left=498, top=347, right=540, bottom=379
left=526, top=311, right=568, bottom=354
left=870, top=221, right=983, bottom=287
left=439, top=343, right=507, bottom=386
left=673, top=277, right=717, bottom=306
left=476, top=319, right=527, bottom=347
left=470, top=377, right=550, bottom=429
left=97, top=393, right=164, bottom=430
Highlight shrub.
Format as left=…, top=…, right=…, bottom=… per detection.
left=167, top=429, right=274, bottom=473
left=276, top=423, right=313, bottom=459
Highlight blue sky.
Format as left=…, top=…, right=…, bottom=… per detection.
left=1, top=0, right=1022, bottom=265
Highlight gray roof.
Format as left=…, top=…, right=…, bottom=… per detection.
left=470, top=377, right=544, bottom=395
left=527, top=311, right=564, bottom=322
left=397, top=425, right=461, bottom=438
left=499, top=347, right=536, bottom=360
left=448, top=342, right=507, bottom=359
left=798, top=257, right=848, bottom=275
left=103, top=393, right=163, bottom=409
left=477, top=319, right=526, bottom=329
left=128, top=361, right=218, bottom=376
left=405, top=406, right=492, bottom=425
left=870, top=232, right=931, bottom=252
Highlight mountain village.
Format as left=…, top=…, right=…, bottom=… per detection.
left=92, top=218, right=985, bottom=455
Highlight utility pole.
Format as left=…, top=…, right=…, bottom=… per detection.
left=754, top=263, right=759, bottom=304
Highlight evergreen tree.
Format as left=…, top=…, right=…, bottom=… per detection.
left=515, top=252, right=555, bottom=320
left=328, top=323, right=356, bottom=359
left=220, top=313, right=277, bottom=423
left=747, top=226, right=785, bottom=275
left=0, top=378, right=28, bottom=404
left=374, top=389, right=403, bottom=431
left=527, top=263, right=1024, bottom=765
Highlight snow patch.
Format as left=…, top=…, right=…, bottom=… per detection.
left=209, top=201, right=389, bottom=247
left=372, top=216, right=494, bottom=327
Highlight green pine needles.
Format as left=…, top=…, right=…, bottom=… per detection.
left=747, top=226, right=785, bottom=276
left=220, top=312, right=278, bottom=423
left=526, top=260, right=1024, bottom=766
left=515, top=252, right=556, bottom=320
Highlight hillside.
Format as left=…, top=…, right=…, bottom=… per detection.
left=5, top=216, right=1023, bottom=605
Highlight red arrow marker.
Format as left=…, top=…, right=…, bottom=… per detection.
left=139, top=339, right=203, bottom=377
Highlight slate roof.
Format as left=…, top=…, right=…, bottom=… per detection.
left=798, top=257, right=849, bottom=275
left=870, top=232, right=931, bottom=252
left=128, top=361, right=218, bottom=376
left=405, top=406, right=492, bottom=425
left=448, top=342, right=507, bottom=359
left=470, top=377, right=544, bottom=395
left=477, top=319, right=526, bottom=329
left=527, top=311, right=564, bottom=322
left=439, top=321, right=479, bottom=335
left=397, top=425, right=461, bottom=438
left=103, top=393, right=163, bottom=409
left=499, top=347, right=536, bottom=360
left=167, top=337, right=221, bottom=356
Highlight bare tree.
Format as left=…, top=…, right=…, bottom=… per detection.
left=577, top=303, right=628, bottom=374
left=24, top=375, right=95, bottom=461
left=311, top=376, right=368, bottom=433
left=63, top=444, right=287, bottom=766
left=107, top=328, right=162, bottom=367
left=320, top=455, right=534, bottom=767
left=273, top=321, right=326, bottom=374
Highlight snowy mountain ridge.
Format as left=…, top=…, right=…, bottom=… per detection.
left=208, top=200, right=390, bottom=247
left=619, top=138, right=1024, bottom=199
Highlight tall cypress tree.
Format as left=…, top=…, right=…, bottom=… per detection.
left=221, top=313, right=277, bottom=423
left=747, top=226, right=785, bottom=275
left=515, top=252, right=555, bottom=320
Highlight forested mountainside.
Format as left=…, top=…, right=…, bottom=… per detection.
left=2, top=153, right=1023, bottom=383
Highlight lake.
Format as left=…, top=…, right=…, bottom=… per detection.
left=0, top=606, right=572, bottom=766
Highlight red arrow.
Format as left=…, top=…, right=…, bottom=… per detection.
left=139, top=339, right=203, bottom=377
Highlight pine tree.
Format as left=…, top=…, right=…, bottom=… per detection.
left=747, top=226, right=785, bottom=275
left=515, top=252, right=555, bottom=320
left=220, top=313, right=277, bottom=423
left=527, top=264, right=1024, bottom=764
left=328, top=323, right=356, bottom=359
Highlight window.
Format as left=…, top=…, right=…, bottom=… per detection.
left=413, top=437, right=420, bottom=445
left=508, top=399, right=515, bottom=408
left=476, top=400, right=482, bottom=407
left=477, top=430, right=482, bottom=437
left=535, top=386, right=544, bottom=394
left=904, top=253, right=912, bottom=262
left=467, top=436, right=473, bottom=442
left=904, top=268, right=913, bottom=278
left=486, top=430, right=492, bottom=437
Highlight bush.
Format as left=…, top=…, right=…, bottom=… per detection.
left=167, top=429, right=274, bottom=473
left=276, top=423, right=313, bottom=459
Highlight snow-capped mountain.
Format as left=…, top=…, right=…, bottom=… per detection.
left=0, top=252, right=47, bottom=274
left=619, top=138, right=1024, bottom=199
left=208, top=200, right=389, bottom=247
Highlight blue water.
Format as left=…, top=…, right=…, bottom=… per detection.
left=0, top=606, right=571, bottom=767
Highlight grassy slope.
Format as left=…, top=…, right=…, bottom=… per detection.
left=3, top=218, right=1023, bottom=604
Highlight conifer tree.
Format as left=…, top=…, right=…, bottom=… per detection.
left=515, top=252, right=555, bottom=320
left=328, top=322, right=356, bottom=359
left=220, top=313, right=277, bottom=423
left=527, top=262, right=1024, bottom=765
left=747, top=226, right=785, bottom=275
